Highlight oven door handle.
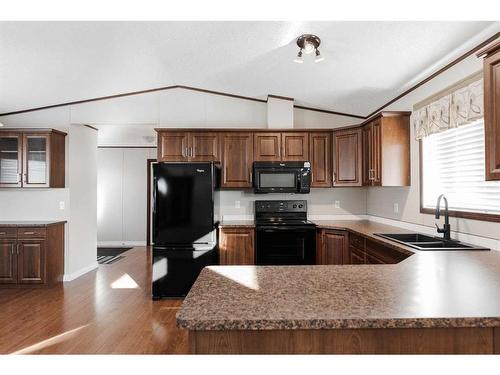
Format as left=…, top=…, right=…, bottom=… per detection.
left=257, top=226, right=316, bottom=231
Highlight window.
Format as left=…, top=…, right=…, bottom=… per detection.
left=421, top=119, right=500, bottom=219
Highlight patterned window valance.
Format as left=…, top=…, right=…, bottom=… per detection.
left=412, top=71, right=483, bottom=140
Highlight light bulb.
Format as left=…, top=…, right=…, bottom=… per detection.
left=294, top=50, right=303, bottom=63
left=303, top=41, right=315, bottom=54
left=314, top=49, right=324, bottom=63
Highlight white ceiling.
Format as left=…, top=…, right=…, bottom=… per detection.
left=0, top=21, right=498, bottom=116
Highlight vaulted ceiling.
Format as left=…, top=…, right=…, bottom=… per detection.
left=0, top=21, right=498, bottom=116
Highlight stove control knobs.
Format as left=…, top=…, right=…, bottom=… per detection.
left=298, top=204, right=303, bottom=208
left=292, top=204, right=297, bottom=208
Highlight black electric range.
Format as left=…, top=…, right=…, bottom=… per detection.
left=254, top=200, right=316, bottom=265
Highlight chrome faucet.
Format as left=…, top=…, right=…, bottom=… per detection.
left=435, top=194, right=451, bottom=240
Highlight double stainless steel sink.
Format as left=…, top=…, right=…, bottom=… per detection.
left=375, top=233, right=488, bottom=251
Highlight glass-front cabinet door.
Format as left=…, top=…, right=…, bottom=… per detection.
left=23, top=133, right=50, bottom=187
left=0, top=133, right=22, bottom=187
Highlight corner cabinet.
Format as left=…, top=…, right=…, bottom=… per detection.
left=361, top=112, right=410, bottom=186
left=0, top=129, right=66, bottom=188
left=333, top=127, right=362, bottom=187
left=480, top=41, right=500, bottom=180
left=219, top=227, right=255, bottom=265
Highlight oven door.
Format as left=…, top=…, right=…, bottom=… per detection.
left=256, top=226, right=316, bottom=265
left=254, top=168, right=299, bottom=193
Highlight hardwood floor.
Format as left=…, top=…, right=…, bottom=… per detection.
left=0, top=247, right=189, bottom=354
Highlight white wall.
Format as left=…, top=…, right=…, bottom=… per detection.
left=367, top=53, right=500, bottom=240
left=66, top=125, right=98, bottom=279
left=219, top=189, right=366, bottom=220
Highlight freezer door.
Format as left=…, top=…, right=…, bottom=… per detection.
left=153, top=162, right=215, bottom=245
left=152, top=246, right=218, bottom=298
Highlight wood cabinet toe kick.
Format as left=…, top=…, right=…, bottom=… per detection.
left=0, top=222, right=65, bottom=287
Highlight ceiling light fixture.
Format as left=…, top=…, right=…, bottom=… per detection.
left=294, top=34, right=324, bottom=63
left=293, top=49, right=303, bottom=64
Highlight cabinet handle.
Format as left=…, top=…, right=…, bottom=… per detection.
left=0, top=232, right=6, bottom=235
left=333, top=172, right=336, bottom=183
left=17, top=243, right=20, bottom=255
left=189, top=147, right=193, bottom=157
left=11, top=244, right=14, bottom=255
left=183, top=147, right=188, bottom=158
left=23, top=231, right=35, bottom=235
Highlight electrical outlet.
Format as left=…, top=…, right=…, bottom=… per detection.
left=393, top=203, right=399, bottom=213
left=334, top=200, right=340, bottom=209
left=235, top=200, right=241, bottom=209
left=59, top=201, right=65, bottom=210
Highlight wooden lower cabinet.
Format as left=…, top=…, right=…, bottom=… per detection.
left=348, top=233, right=410, bottom=265
left=0, top=223, right=65, bottom=287
left=219, top=228, right=255, bottom=265
left=0, top=240, right=17, bottom=283
left=350, top=246, right=366, bottom=264
left=317, top=229, right=349, bottom=265
left=17, top=239, right=46, bottom=284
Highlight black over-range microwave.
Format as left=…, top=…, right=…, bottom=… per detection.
left=253, top=161, right=311, bottom=194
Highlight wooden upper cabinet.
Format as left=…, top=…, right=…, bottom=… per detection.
left=158, top=131, right=220, bottom=162
left=281, top=132, right=308, bottom=161
left=309, top=132, right=332, bottom=187
left=23, top=133, right=50, bottom=188
left=219, top=228, right=255, bottom=265
left=481, top=42, right=500, bottom=180
left=158, top=132, right=189, bottom=162
left=0, top=132, right=22, bottom=188
left=190, top=132, right=220, bottom=162
left=361, top=113, right=410, bottom=187
left=317, top=229, right=349, bottom=265
left=0, top=129, right=66, bottom=189
left=362, top=124, right=373, bottom=186
left=254, top=132, right=281, bottom=161
left=371, top=119, right=382, bottom=186
left=333, top=128, right=362, bottom=187
left=220, top=132, right=253, bottom=188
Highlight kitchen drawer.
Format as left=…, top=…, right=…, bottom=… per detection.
left=0, top=227, right=17, bottom=239
left=349, top=233, right=365, bottom=250
left=365, top=239, right=408, bottom=264
left=17, top=227, right=46, bottom=239
left=349, top=245, right=366, bottom=264
left=366, top=253, right=385, bottom=264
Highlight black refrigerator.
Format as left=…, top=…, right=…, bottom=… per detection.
left=152, top=162, right=219, bottom=299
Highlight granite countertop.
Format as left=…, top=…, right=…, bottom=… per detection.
left=177, top=220, right=500, bottom=331
left=0, top=220, right=67, bottom=227
left=219, top=220, right=255, bottom=228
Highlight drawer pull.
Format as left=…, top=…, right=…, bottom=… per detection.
left=0, top=232, right=6, bottom=235
left=23, top=231, right=35, bottom=235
